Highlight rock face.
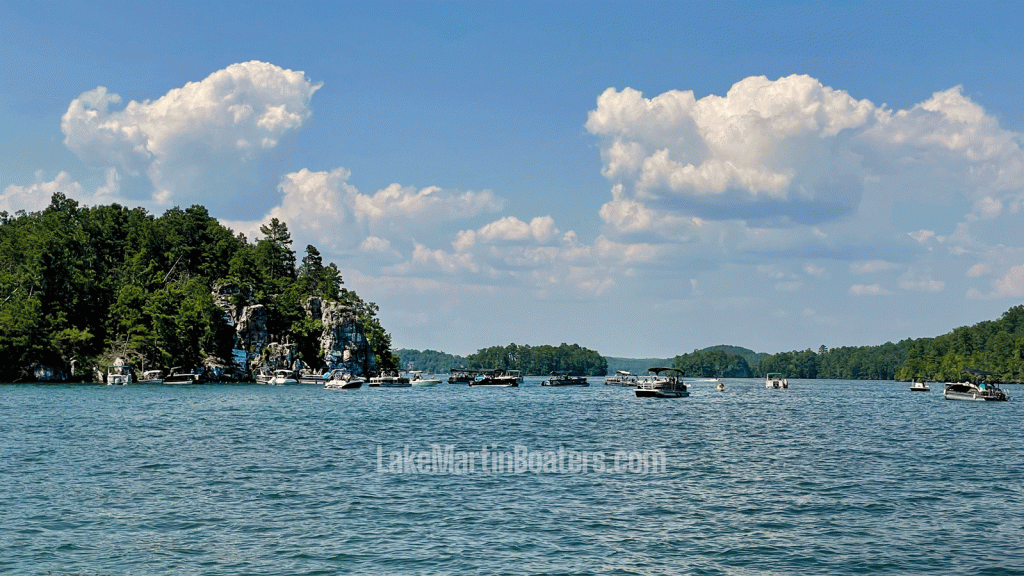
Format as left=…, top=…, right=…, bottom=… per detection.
left=312, top=298, right=377, bottom=377
left=210, top=283, right=376, bottom=378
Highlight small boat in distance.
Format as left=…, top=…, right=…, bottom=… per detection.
left=468, top=369, right=520, bottom=387
left=324, top=368, right=364, bottom=389
left=542, top=372, right=590, bottom=386
left=165, top=367, right=203, bottom=384
left=368, top=372, right=411, bottom=387
left=408, top=371, right=441, bottom=387
left=138, top=370, right=164, bottom=385
left=268, top=369, right=298, bottom=385
left=634, top=367, right=689, bottom=398
left=604, top=370, right=638, bottom=386
left=447, top=369, right=478, bottom=384
left=910, top=378, right=931, bottom=392
left=766, top=373, right=788, bottom=389
left=106, top=364, right=132, bottom=386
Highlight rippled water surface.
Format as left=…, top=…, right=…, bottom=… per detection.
left=2, top=379, right=1023, bottom=575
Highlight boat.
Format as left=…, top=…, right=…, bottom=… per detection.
left=447, top=369, right=479, bottom=384
left=368, top=372, right=411, bottom=387
left=542, top=372, right=590, bottom=386
left=468, top=369, right=520, bottom=387
left=766, top=372, right=788, bottom=389
left=604, top=370, right=638, bottom=386
left=268, top=369, right=298, bottom=385
left=137, top=370, right=164, bottom=385
left=253, top=366, right=274, bottom=384
left=106, top=364, right=132, bottom=385
left=297, top=371, right=328, bottom=385
left=408, top=371, right=441, bottom=387
left=943, top=370, right=1009, bottom=401
left=165, top=366, right=203, bottom=384
left=634, top=367, right=689, bottom=398
left=324, top=369, right=364, bottom=389
left=910, top=378, right=931, bottom=392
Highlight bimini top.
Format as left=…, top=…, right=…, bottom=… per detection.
left=648, top=367, right=682, bottom=375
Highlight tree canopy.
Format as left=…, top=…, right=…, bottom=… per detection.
left=0, top=193, right=397, bottom=381
left=466, top=343, right=607, bottom=376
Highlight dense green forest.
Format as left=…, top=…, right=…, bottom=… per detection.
left=0, top=194, right=398, bottom=381
left=672, top=348, right=754, bottom=377
left=465, top=343, right=608, bottom=376
left=395, top=348, right=467, bottom=374
left=894, top=305, right=1024, bottom=382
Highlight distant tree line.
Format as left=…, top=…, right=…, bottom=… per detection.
left=0, top=193, right=398, bottom=381
left=895, top=305, right=1024, bottom=382
left=466, top=343, right=608, bottom=376
left=672, top=348, right=754, bottom=377
left=395, top=348, right=467, bottom=374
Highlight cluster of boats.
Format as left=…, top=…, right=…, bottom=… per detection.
left=105, top=363, right=1011, bottom=402
left=910, top=371, right=1010, bottom=401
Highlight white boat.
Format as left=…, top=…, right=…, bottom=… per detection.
left=137, top=370, right=164, bottom=385
left=542, top=372, right=590, bottom=386
left=408, top=371, right=440, bottom=387
left=106, top=364, right=132, bottom=385
left=604, top=370, right=638, bottom=386
left=368, top=372, right=411, bottom=387
left=943, top=381, right=1009, bottom=402
left=766, top=372, right=788, bottom=389
left=268, top=369, right=298, bottom=385
left=910, top=378, right=931, bottom=392
left=324, top=369, right=364, bottom=389
left=634, top=367, right=689, bottom=398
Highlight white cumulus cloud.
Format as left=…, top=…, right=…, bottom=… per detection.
left=61, top=61, right=321, bottom=208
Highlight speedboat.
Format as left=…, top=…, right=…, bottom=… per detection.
left=324, top=369, right=364, bottom=389
left=766, top=373, right=788, bottom=389
left=408, top=371, right=440, bottom=387
left=910, top=378, right=931, bottom=392
left=943, top=381, right=1009, bottom=402
left=268, top=369, right=298, bottom=385
left=542, top=372, right=590, bottom=386
left=634, top=367, right=689, bottom=398
left=165, top=367, right=203, bottom=384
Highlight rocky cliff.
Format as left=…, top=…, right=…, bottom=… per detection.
left=211, top=282, right=376, bottom=378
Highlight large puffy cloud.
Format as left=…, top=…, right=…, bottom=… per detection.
left=61, top=61, right=321, bottom=208
left=587, top=75, right=1024, bottom=247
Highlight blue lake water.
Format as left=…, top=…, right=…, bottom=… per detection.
left=2, top=378, right=1023, bottom=575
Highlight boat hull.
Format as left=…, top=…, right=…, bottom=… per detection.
left=634, top=388, right=689, bottom=398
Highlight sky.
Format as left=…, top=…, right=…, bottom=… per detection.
left=2, top=1, right=1024, bottom=358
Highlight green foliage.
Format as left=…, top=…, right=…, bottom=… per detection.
left=0, top=194, right=396, bottom=381
left=894, top=306, right=1024, bottom=382
left=672, top=348, right=752, bottom=377
left=603, top=357, right=673, bottom=375
left=466, top=343, right=608, bottom=376
left=395, top=349, right=468, bottom=373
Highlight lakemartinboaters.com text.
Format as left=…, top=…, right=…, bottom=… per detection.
left=376, top=444, right=667, bottom=474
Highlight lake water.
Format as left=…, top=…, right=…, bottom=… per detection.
left=2, top=378, right=1022, bottom=575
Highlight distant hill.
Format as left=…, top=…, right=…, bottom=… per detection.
left=603, top=357, right=674, bottom=375
left=395, top=349, right=467, bottom=374
left=697, top=345, right=769, bottom=368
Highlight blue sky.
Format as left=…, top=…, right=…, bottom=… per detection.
left=3, top=1, right=1023, bottom=358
